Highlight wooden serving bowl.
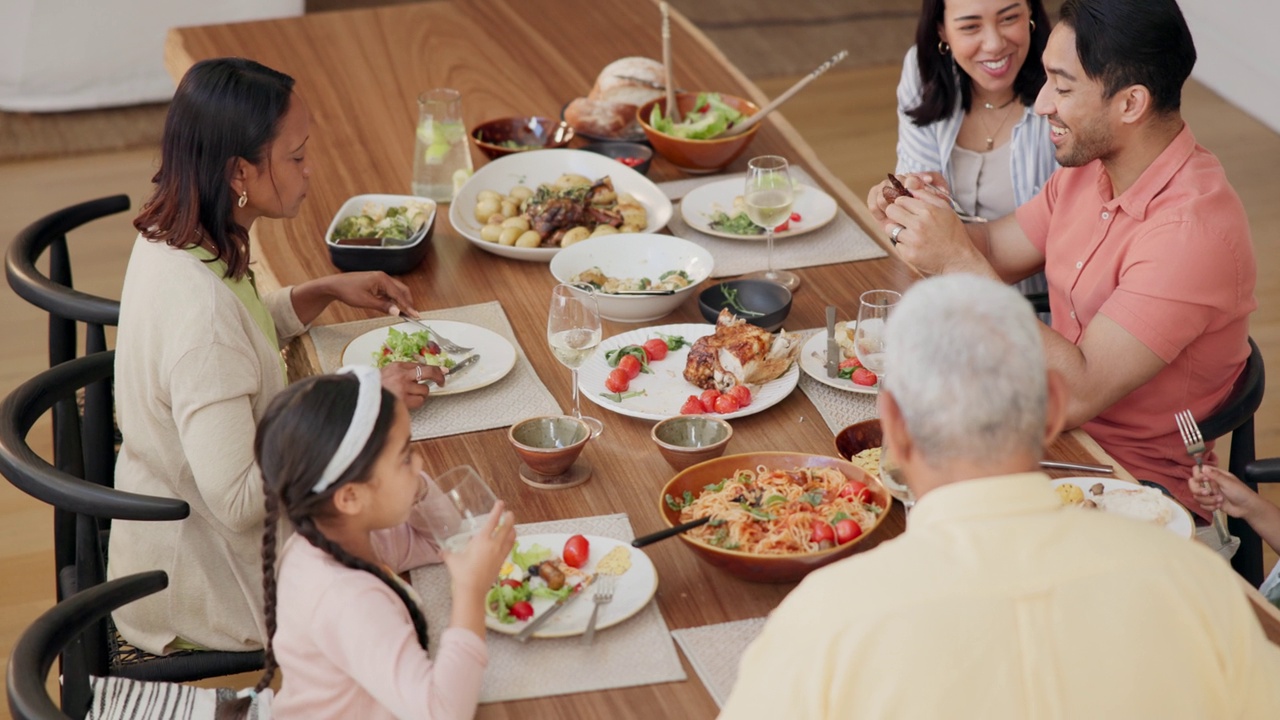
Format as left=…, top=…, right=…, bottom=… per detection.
left=657, top=452, right=891, bottom=583
left=636, top=93, right=761, bottom=173
left=834, top=419, right=883, bottom=461
left=470, top=116, right=575, bottom=160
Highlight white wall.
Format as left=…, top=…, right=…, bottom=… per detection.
left=1181, top=0, right=1280, bottom=134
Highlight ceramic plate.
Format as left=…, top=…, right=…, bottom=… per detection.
left=679, top=178, right=838, bottom=241
left=485, top=533, right=658, bottom=638
left=340, top=321, right=516, bottom=397
left=450, top=149, right=673, bottom=262
left=798, top=329, right=878, bottom=395
left=577, top=322, right=800, bottom=421
left=1050, top=477, right=1194, bottom=539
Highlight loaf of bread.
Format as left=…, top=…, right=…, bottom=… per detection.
left=564, top=97, right=634, bottom=138
left=565, top=57, right=665, bottom=138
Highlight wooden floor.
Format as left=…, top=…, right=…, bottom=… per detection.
left=1, top=65, right=1278, bottom=709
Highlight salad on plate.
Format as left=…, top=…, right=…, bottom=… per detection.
left=374, top=327, right=458, bottom=370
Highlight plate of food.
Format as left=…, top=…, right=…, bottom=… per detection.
left=679, top=177, right=839, bottom=241
left=577, top=315, right=802, bottom=421
left=450, top=149, right=673, bottom=262
left=484, top=533, right=657, bottom=638
left=340, top=321, right=517, bottom=397
left=1051, top=477, right=1194, bottom=539
left=798, top=323, right=879, bottom=395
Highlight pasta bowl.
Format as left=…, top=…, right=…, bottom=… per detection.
left=656, top=452, right=892, bottom=583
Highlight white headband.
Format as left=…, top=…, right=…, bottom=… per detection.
left=311, top=365, right=385, bottom=494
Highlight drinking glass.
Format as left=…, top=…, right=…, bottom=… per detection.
left=877, top=443, right=915, bottom=512
left=743, top=155, right=800, bottom=291
left=854, top=290, right=900, bottom=380
left=419, top=466, right=498, bottom=552
left=412, top=88, right=473, bottom=202
left=547, top=284, right=604, bottom=438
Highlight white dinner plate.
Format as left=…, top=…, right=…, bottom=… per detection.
left=340, top=321, right=517, bottom=397
left=798, top=329, right=879, bottom=395
left=577, top=322, right=800, bottom=421
left=486, top=533, right=658, bottom=638
left=678, top=178, right=839, bottom=241
left=450, top=148, right=673, bottom=262
left=1050, top=477, right=1194, bottom=539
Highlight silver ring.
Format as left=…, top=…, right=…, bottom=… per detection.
left=889, top=224, right=905, bottom=245
left=415, top=365, right=422, bottom=381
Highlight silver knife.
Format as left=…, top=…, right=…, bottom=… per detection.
left=514, top=579, right=591, bottom=642
left=417, top=354, right=479, bottom=385
left=1039, top=460, right=1114, bottom=473
left=825, top=306, right=839, bottom=378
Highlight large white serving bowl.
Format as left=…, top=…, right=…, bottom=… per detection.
left=450, top=148, right=674, bottom=262
left=549, top=234, right=714, bottom=323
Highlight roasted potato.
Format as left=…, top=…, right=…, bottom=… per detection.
left=560, top=226, right=591, bottom=247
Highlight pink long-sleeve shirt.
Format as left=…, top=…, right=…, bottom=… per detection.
left=271, top=515, right=487, bottom=719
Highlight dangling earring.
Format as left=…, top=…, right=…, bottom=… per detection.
left=1029, top=19, right=1036, bottom=32
left=938, top=40, right=950, bottom=55
left=238, top=190, right=248, bottom=209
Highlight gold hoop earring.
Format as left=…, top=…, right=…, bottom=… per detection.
left=1029, top=19, right=1036, bottom=32
left=237, top=191, right=248, bottom=209
left=938, top=40, right=950, bottom=55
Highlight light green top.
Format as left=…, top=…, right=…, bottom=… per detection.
left=185, top=246, right=286, bottom=380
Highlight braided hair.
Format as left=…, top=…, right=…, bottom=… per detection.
left=220, top=374, right=429, bottom=718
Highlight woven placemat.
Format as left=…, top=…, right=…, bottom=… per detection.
left=410, top=513, right=686, bottom=704
left=307, top=301, right=560, bottom=441
left=791, top=329, right=879, bottom=434
left=670, top=617, right=767, bottom=708
left=658, top=168, right=887, bottom=278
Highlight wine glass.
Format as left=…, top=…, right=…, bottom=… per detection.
left=877, top=443, right=915, bottom=513
left=547, top=283, right=605, bottom=438
left=854, top=289, right=900, bottom=382
left=419, top=466, right=498, bottom=552
left=742, top=155, right=800, bottom=291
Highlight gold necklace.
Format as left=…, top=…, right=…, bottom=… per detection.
left=975, top=101, right=1019, bottom=150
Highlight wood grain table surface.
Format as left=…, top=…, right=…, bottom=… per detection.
left=164, top=0, right=1280, bottom=714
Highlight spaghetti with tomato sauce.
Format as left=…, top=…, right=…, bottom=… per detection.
left=676, top=465, right=883, bottom=553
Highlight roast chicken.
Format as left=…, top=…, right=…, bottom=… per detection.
left=684, top=309, right=801, bottom=391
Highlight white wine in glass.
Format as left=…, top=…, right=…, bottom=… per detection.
left=854, top=289, right=900, bottom=378
left=743, top=155, right=800, bottom=291
left=547, top=284, right=604, bottom=438
left=877, top=443, right=915, bottom=512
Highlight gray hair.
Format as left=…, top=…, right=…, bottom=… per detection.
left=882, top=274, right=1047, bottom=465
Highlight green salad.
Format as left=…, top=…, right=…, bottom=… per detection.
left=708, top=211, right=763, bottom=235
left=374, top=328, right=457, bottom=369
left=648, top=92, right=744, bottom=140
left=332, top=199, right=432, bottom=245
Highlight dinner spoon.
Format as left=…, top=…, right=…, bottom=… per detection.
left=631, top=516, right=710, bottom=547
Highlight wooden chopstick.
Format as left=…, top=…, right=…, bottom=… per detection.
left=661, top=2, right=680, bottom=123
left=721, top=50, right=848, bottom=138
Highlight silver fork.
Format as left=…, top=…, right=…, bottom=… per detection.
left=581, top=574, right=616, bottom=646
left=1175, top=409, right=1231, bottom=545
left=398, top=314, right=473, bottom=353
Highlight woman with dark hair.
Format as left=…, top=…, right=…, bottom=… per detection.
left=109, top=57, right=440, bottom=655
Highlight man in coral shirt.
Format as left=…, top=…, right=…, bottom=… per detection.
left=869, top=0, right=1255, bottom=513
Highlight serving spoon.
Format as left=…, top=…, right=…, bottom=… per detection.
left=717, top=50, right=848, bottom=139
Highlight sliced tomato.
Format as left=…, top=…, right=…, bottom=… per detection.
left=563, top=534, right=590, bottom=568
left=699, top=389, right=721, bottom=410
left=617, top=354, right=643, bottom=380
left=810, top=521, right=836, bottom=545
left=835, top=519, right=863, bottom=544
left=790, top=212, right=802, bottom=221
left=500, top=578, right=523, bottom=590
left=774, top=220, right=790, bottom=232
left=680, top=395, right=705, bottom=415
left=510, top=600, right=534, bottom=621
left=851, top=368, right=878, bottom=386
left=642, top=338, right=669, bottom=361
left=727, top=384, right=751, bottom=407
left=713, top=394, right=741, bottom=414
left=837, top=357, right=861, bottom=370
left=838, top=480, right=871, bottom=503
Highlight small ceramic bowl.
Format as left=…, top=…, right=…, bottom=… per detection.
left=470, top=116, right=575, bottom=160
left=507, top=416, right=590, bottom=476
left=581, top=142, right=654, bottom=176
left=834, top=419, right=883, bottom=461
left=651, top=416, right=733, bottom=471
left=698, top=280, right=792, bottom=332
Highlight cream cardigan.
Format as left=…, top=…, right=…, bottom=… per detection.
left=109, top=235, right=307, bottom=655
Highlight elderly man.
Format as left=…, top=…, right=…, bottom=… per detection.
left=867, top=0, right=1255, bottom=513
left=719, top=275, right=1280, bottom=719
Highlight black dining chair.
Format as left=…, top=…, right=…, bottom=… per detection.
left=0, top=352, right=263, bottom=712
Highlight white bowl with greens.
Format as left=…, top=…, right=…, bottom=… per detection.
left=549, top=234, right=714, bottom=323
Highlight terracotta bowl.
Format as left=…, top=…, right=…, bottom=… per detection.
left=470, top=116, right=575, bottom=160
left=507, top=416, right=590, bottom=476
left=834, top=419, right=883, bottom=461
left=636, top=93, right=761, bottom=173
left=657, top=452, right=892, bottom=583
left=650, top=416, right=733, bottom=471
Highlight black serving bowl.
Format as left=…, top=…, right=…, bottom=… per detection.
left=581, top=141, right=654, bottom=175
left=470, top=116, right=574, bottom=160
left=325, top=194, right=435, bottom=275
left=698, top=280, right=792, bottom=332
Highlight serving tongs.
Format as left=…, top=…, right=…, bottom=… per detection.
left=716, top=50, right=848, bottom=139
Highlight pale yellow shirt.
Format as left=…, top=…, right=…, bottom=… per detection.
left=720, top=473, right=1280, bottom=719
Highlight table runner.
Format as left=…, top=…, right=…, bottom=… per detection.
left=670, top=617, right=768, bottom=708
left=307, top=301, right=560, bottom=441
left=658, top=168, right=887, bottom=278
left=410, top=513, right=686, bottom=704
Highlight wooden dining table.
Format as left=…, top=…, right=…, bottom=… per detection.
left=164, top=0, right=1280, bottom=715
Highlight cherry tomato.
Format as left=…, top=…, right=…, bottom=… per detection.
left=605, top=368, right=630, bottom=393
left=699, top=389, right=721, bottom=410
left=727, top=385, right=751, bottom=407
left=774, top=220, right=790, bottom=232
left=790, top=212, right=802, bottom=221
left=713, top=394, right=741, bottom=414
left=838, top=480, right=870, bottom=502
left=563, top=534, right=590, bottom=568
left=382, top=347, right=392, bottom=355
left=835, top=519, right=863, bottom=544
left=500, top=578, right=523, bottom=590
left=810, top=521, right=836, bottom=545
left=643, top=338, right=669, bottom=361
left=509, top=600, right=534, bottom=621
left=851, top=368, right=878, bottom=386
left=680, top=395, right=705, bottom=415
left=617, top=354, right=642, bottom=380
left=837, top=357, right=861, bottom=370
left=619, top=156, right=643, bottom=167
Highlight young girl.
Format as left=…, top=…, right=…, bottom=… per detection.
left=1188, top=465, right=1280, bottom=607
left=227, top=366, right=515, bottom=719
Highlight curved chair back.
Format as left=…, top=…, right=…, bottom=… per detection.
left=7, top=571, right=168, bottom=720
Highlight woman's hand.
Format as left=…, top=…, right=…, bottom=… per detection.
left=1188, top=464, right=1261, bottom=519
left=291, top=271, right=418, bottom=325
left=380, top=362, right=440, bottom=411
